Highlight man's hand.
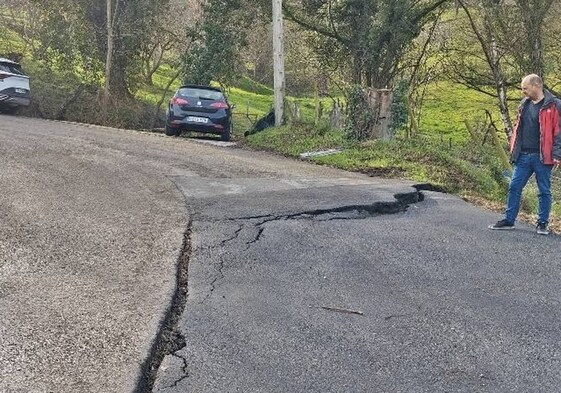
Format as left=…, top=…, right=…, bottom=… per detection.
left=554, top=159, right=561, bottom=168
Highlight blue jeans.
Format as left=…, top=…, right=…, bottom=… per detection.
left=505, top=152, right=553, bottom=224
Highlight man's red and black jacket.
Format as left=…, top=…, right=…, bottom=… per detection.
left=510, top=89, right=561, bottom=165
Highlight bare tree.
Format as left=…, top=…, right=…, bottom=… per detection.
left=448, top=0, right=557, bottom=138
left=140, top=0, right=203, bottom=85
left=513, top=0, right=555, bottom=77
left=400, top=10, right=444, bottom=137
left=436, top=1, right=518, bottom=138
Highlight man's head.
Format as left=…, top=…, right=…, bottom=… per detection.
left=521, top=74, right=544, bottom=101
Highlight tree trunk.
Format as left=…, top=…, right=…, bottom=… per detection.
left=111, top=40, right=130, bottom=97
left=102, top=0, right=130, bottom=117
left=329, top=101, right=342, bottom=130
left=516, top=0, right=553, bottom=77
left=528, top=33, right=544, bottom=76
left=103, top=0, right=114, bottom=116
left=487, top=111, right=511, bottom=172
left=365, top=88, right=393, bottom=140
left=152, top=69, right=181, bottom=128
left=459, top=0, right=513, bottom=137
left=496, top=79, right=512, bottom=139
left=406, top=94, right=420, bottom=137
left=483, top=9, right=513, bottom=137
left=352, top=52, right=362, bottom=85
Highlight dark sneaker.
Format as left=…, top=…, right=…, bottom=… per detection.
left=536, top=222, right=550, bottom=235
left=488, top=219, right=515, bottom=230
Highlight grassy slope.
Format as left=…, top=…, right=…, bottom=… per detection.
left=420, top=82, right=498, bottom=138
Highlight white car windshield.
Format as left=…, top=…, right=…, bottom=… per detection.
left=0, top=62, right=25, bottom=76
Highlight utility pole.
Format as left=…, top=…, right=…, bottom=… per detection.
left=272, top=0, right=285, bottom=126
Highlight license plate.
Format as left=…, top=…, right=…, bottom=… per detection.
left=187, top=116, right=208, bottom=124
left=15, top=88, right=27, bottom=94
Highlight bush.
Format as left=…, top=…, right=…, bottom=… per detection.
left=18, top=60, right=161, bottom=130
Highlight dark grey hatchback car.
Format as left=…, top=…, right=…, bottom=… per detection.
left=165, top=85, right=233, bottom=141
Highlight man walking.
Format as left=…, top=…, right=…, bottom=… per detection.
left=489, top=74, right=561, bottom=235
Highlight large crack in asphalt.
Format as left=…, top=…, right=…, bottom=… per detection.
left=134, top=224, right=191, bottom=393
left=138, top=184, right=430, bottom=391
left=242, top=188, right=424, bottom=248
left=223, top=187, right=425, bottom=224
left=207, top=186, right=427, bottom=293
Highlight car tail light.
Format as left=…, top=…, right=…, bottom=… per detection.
left=171, top=97, right=189, bottom=106
left=210, top=102, right=229, bottom=109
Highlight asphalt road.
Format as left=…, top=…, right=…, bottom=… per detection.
left=2, top=115, right=561, bottom=393
left=153, top=184, right=561, bottom=393
left=0, top=115, right=412, bottom=392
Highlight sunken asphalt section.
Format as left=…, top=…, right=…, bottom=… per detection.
left=154, top=173, right=561, bottom=390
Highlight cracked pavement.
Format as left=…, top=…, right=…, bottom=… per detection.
left=154, top=184, right=561, bottom=391
left=152, top=183, right=425, bottom=392
left=0, top=115, right=413, bottom=392
left=3, top=116, right=561, bottom=392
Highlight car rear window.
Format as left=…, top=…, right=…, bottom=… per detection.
left=0, top=62, right=25, bottom=76
left=177, top=87, right=224, bottom=101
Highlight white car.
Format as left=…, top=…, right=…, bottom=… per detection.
left=0, top=57, right=31, bottom=114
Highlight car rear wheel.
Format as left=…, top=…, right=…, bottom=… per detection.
left=1, top=106, right=19, bottom=115
left=220, top=125, right=231, bottom=142
left=165, top=124, right=180, bottom=136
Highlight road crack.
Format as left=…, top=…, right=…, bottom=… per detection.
left=224, top=187, right=425, bottom=224
left=220, top=223, right=244, bottom=246
left=134, top=177, right=192, bottom=393
left=202, top=187, right=426, bottom=301
left=209, top=254, right=226, bottom=293
left=166, top=353, right=190, bottom=389
left=244, top=227, right=265, bottom=250
left=239, top=188, right=425, bottom=250
left=134, top=223, right=191, bottom=393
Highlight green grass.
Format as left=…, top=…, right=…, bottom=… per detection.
left=233, top=76, right=274, bottom=96
left=246, top=123, right=508, bottom=201
left=134, top=64, right=182, bottom=106
left=246, top=122, right=351, bottom=156
left=419, top=81, right=500, bottom=141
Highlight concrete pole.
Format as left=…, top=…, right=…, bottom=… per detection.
left=272, top=0, right=285, bottom=126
